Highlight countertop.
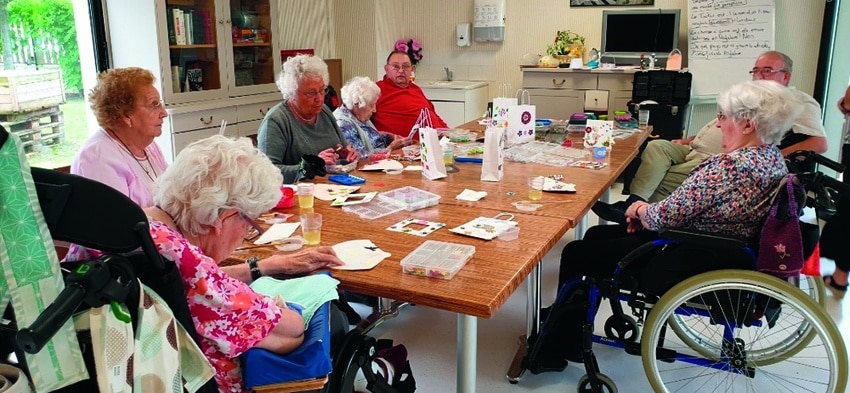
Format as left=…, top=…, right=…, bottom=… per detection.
left=415, top=80, right=489, bottom=90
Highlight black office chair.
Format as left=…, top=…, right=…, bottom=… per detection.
left=0, top=125, right=217, bottom=392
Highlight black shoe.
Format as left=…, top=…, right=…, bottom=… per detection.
left=591, top=201, right=629, bottom=224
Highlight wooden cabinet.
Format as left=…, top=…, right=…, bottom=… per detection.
left=420, top=81, right=489, bottom=128
left=521, top=68, right=637, bottom=119
left=105, top=0, right=282, bottom=159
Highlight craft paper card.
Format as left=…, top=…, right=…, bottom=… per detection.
left=404, top=165, right=422, bottom=171
left=583, top=119, right=615, bottom=149
left=449, top=216, right=518, bottom=241
left=456, top=189, right=488, bottom=201
left=330, top=192, right=377, bottom=207
left=313, top=184, right=361, bottom=201
left=254, top=222, right=300, bottom=244
left=330, top=239, right=391, bottom=270
left=570, top=161, right=608, bottom=170
left=386, top=218, right=446, bottom=237
left=360, top=159, right=404, bottom=171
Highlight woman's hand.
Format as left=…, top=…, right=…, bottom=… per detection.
left=263, top=246, right=345, bottom=275
left=624, top=201, right=650, bottom=234
left=385, top=133, right=408, bottom=150
left=318, top=147, right=339, bottom=165
left=341, top=145, right=359, bottom=162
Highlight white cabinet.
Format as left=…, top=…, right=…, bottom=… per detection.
left=419, top=81, right=489, bottom=128
left=106, top=0, right=282, bottom=159
left=521, top=68, right=636, bottom=119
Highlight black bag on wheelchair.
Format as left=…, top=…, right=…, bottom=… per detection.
left=523, top=279, right=591, bottom=374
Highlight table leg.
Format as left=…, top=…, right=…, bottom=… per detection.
left=355, top=297, right=411, bottom=335
left=457, top=314, right=477, bottom=393
left=576, top=214, right=589, bottom=240
left=506, top=262, right=542, bottom=383
left=598, top=188, right=610, bottom=225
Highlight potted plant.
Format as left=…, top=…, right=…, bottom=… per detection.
left=546, top=30, right=586, bottom=63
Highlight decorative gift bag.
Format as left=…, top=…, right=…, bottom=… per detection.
left=492, top=83, right=517, bottom=129
left=757, top=174, right=805, bottom=278
left=417, top=109, right=447, bottom=180
left=481, top=125, right=505, bottom=182
left=505, top=90, right=536, bottom=147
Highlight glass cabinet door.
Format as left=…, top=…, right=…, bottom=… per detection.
left=228, top=0, right=277, bottom=92
left=164, top=0, right=224, bottom=97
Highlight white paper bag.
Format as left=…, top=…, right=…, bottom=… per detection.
left=491, top=83, right=517, bottom=129
left=506, top=90, right=535, bottom=147
left=481, top=126, right=505, bottom=182
left=419, top=127, right=447, bottom=180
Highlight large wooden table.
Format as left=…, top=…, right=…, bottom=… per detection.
left=228, top=122, right=647, bottom=392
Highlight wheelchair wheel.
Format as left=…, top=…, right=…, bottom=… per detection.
left=667, top=273, right=826, bottom=364
left=642, top=270, right=847, bottom=393
left=577, top=373, right=617, bottom=393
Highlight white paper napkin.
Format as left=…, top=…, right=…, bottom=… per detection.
left=360, top=159, right=404, bottom=171
left=254, top=222, right=300, bottom=244
left=330, top=239, right=391, bottom=270
left=456, top=189, right=488, bottom=201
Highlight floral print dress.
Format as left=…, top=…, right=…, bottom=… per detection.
left=149, top=220, right=283, bottom=393
left=643, top=144, right=788, bottom=240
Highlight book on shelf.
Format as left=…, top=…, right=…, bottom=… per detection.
left=167, top=6, right=176, bottom=45
left=173, top=8, right=186, bottom=45
left=185, top=10, right=194, bottom=45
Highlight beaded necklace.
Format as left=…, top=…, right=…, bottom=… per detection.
left=287, top=101, right=318, bottom=125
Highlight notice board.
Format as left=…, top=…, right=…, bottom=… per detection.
left=688, top=0, right=775, bottom=96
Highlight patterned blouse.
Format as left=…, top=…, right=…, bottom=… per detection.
left=333, top=106, right=389, bottom=157
left=148, top=220, right=283, bottom=393
left=643, top=144, right=788, bottom=240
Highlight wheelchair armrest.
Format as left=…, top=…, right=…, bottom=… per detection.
left=658, top=228, right=749, bottom=249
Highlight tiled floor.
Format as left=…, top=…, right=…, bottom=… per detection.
left=356, top=185, right=850, bottom=393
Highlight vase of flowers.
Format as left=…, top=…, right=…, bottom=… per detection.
left=546, top=30, right=586, bottom=64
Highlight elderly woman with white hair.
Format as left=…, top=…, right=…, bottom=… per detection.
left=334, top=76, right=407, bottom=157
left=145, top=135, right=344, bottom=392
left=532, top=80, right=802, bottom=370
left=258, top=54, right=358, bottom=183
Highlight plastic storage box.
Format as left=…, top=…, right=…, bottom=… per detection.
left=378, top=186, right=441, bottom=211
left=400, top=240, right=475, bottom=280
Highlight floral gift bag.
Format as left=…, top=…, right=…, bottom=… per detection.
left=506, top=90, right=535, bottom=147
left=416, top=109, right=447, bottom=180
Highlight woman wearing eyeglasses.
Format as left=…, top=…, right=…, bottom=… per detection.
left=533, top=81, right=800, bottom=370
left=146, top=135, right=344, bottom=392
left=72, top=67, right=169, bottom=208
left=258, top=54, right=359, bottom=183
left=334, top=76, right=409, bottom=157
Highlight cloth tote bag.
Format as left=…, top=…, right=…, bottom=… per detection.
left=757, top=174, right=805, bottom=278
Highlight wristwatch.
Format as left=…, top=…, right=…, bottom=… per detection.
left=246, top=256, right=262, bottom=281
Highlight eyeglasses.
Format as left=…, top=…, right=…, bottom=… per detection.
left=388, top=63, right=413, bottom=72
left=239, top=212, right=264, bottom=241
left=716, top=112, right=727, bottom=122
left=140, top=99, right=164, bottom=111
left=299, top=87, right=329, bottom=99
left=748, top=68, right=788, bottom=76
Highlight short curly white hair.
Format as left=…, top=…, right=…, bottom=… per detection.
left=340, top=76, right=380, bottom=110
left=276, top=54, right=330, bottom=101
left=154, top=135, right=283, bottom=236
left=717, top=80, right=802, bottom=145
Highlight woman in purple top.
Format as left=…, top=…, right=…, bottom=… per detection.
left=71, top=67, right=169, bottom=208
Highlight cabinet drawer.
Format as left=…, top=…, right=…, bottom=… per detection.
left=171, top=125, right=238, bottom=155
left=237, top=100, right=278, bottom=123
left=597, top=73, right=634, bottom=92
left=238, top=119, right=263, bottom=137
left=522, top=72, right=597, bottom=90
left=421, top=88, right=467, bottom=102
left=527, top=90, right=583, bottom=119
left=170, top=107, right=238, bottom=133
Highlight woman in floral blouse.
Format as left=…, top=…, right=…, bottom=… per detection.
left=145, top=135, right=344, bottom=392
left=334, top=76, right=407, bottom=157
left=539, top=81, right=801, bottom=369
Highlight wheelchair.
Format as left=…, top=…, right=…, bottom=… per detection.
left=515, top=152, right=850, bottom=393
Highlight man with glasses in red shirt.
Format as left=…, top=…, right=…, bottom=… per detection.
left=372, top=51, right=448, bottom=138
left=593, top=50, right=827, bottom=224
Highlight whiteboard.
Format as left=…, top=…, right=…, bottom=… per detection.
left=688, top=0, right=775, bottom=96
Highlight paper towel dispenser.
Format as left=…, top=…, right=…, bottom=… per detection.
left=474, top=0, right=505, bottom=42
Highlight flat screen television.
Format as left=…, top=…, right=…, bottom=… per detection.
left=601, top=9, right=681, bottom=66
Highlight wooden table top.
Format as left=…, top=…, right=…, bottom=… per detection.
left=226, top=127, right=645, bottom=319
left=228, top=202, right=570, bottom=318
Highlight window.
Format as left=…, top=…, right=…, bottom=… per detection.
left=0, top=0, right=106, bottom=169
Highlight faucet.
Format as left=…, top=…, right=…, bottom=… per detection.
left=444, top=67, right=453, bottom=81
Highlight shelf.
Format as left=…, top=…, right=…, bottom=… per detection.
left=170, top=44, right=216, bottom=49
left=233, top=42, right=271, bottom=47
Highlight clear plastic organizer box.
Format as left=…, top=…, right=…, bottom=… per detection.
left=378, top=186, right=441, bottom=211
left=400, top=240, right=476, bottom=280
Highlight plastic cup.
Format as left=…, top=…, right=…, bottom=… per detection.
left=300, top=213, right=322, bottom=245
left=638, top=109, right=650, bottom=128
left=528, top=176, right=544, bottom=201
left=297, top=182, right=315, bottom=209
left=442, top=144, right=455, bottom=166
